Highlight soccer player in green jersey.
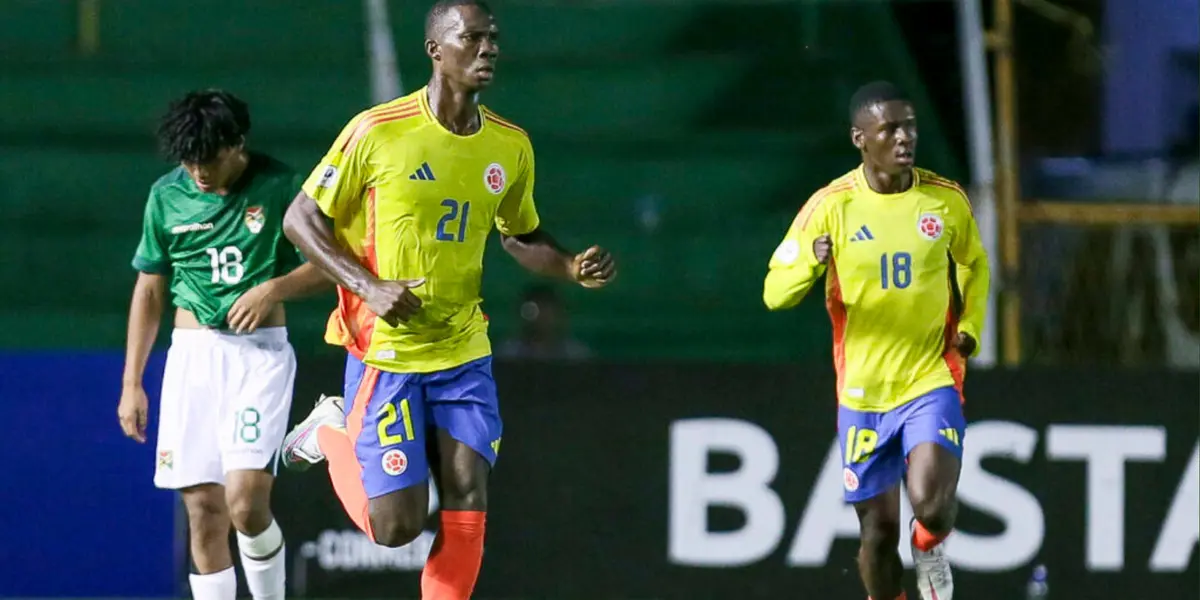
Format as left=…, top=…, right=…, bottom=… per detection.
left=117, top=90, right=328, bottom=600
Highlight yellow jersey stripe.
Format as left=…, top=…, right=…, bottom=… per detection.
left=342, top=100, right=422, bottom=153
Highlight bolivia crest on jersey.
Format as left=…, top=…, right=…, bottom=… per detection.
left=917, top=212, right=944, bottom=241
left=244, top=206, right=265, bottom=234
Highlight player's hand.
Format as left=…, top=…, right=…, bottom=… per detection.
left=228, top=282, right=279, bottom=334
left=954, top=332, right=977, bottom=357
left=118, top=384, right=149, bottom=443
left=572, top=246, right=616, bottom=288
left=365, top=278, right=426, bottom=326
left=813, top=235, right=833, bottom=265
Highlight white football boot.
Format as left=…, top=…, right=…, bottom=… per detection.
left=280, top=394, right=345, bottom=471
left=911, top=518, right=954, bottom=600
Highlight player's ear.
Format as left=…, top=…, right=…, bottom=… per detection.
left=850, top=127, right=865, bottom=151
left=426, top=39, right=440, bottom=61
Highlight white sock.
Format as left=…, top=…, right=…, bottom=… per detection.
left=189, top=566, right=236, bottom=600
left=237, top=519, right=286, bottom=600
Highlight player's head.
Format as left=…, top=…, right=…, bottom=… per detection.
left=424, top=0, right=498, bottom=91
left=158, top=89, right=251, bottom=193
left=849, top=81, right=917, bottom=175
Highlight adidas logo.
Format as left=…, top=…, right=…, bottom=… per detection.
left=850, top=225, right=875, bottom=242
left=408, top=162, right=436, bottom=181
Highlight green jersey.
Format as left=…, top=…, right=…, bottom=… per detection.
left=132, top=153, right=304, bottom=329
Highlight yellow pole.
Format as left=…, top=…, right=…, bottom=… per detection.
left=991, top=0, right=1022, bottom=366
left=78, top=0, right=100, bottom=56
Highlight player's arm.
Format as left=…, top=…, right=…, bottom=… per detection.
left=497, top=141, right=616, bottom=286
left=948, top=191, right=991, bottom=356
left=120, top=196, right=170, bottom=443
left=283, top=193, right=382, bottom=298
left=763, top=194, right=833, bottom=310
left=282, top=124, right=424, bottom=326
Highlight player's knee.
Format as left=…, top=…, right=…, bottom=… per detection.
left=369, top=512, right=425, bottom=548
left=224, top=488, right=273, bottom=535
left=182, top=489, right=229, bottom=542
left=909, top=485, right=957, bottom=533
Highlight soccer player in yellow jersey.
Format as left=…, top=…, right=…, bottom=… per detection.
left=279, top=1, right=615, bottom=598
left=764, top=81, right=990, bottom=600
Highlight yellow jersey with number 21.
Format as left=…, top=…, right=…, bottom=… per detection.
left=302, top=87, right=541, bottom=375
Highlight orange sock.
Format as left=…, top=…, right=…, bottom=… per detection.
left=318, top=425, right=374, bottom=541
left=912, top=520, right=947, bottom=552
left=421, top=510, right=487, bottom=600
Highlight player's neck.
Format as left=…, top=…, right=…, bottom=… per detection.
left=861, top=164, right=913, bottom=195
left=426, top=78, right=482, bottom=136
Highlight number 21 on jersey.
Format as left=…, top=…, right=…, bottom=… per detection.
left=436, top=198, right=470, bottom=242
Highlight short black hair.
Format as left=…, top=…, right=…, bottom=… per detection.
left=849, top=81, right=910, bottom=126
left=425, top=0, right=493, bottom=39
left=157, top=89, right=250, bottom=164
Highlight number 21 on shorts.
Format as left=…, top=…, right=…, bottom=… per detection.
left=377, top=399, right=416, bottom=447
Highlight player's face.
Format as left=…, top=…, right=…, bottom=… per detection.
left=852, top=101, right=918, bottom=174
left=428, top=6, right=500, bottom=91
left=183, top=145, right=243, bottom=194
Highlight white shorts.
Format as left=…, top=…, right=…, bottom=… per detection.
left=153, top=327, right=296, bottom=490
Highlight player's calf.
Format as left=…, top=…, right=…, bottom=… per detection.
left=181, top=485, right=237, bottom=600
left=854, top=492, right=905, bottom=600
left=182, top=485, right=234, bottom=573
left=226, top=470, right=286, bottom=600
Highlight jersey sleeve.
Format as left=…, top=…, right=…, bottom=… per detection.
left=946, top=190, right=990, bottom=354
left=494, top=138, right=541, bottom=236
left=302, top=113, right=373, bottom=220
left=763, top=192, right=834, bottom=310
left=131, top=190, right=170, bottom=274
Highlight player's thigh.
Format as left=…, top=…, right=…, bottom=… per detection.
left=425, top=356, right=501, bottom=509
left=154, top=332, right=223, bottom=490
left=839, top=403, right=904, bottom=505
left=900, top=386, right=966, bottom=505
left=218, top=329, right=296, bottom=475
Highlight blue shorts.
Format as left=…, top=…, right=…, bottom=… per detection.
left=837, top=386, right=966, bottom=503
left=343, top=354, right=502, bottom=499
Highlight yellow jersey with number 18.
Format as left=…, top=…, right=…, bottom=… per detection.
left=302, top=87, right=541, bottom=374
left=763, top=166, right=991, bottom=413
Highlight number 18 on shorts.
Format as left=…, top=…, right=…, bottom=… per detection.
left=836, top=386, right=966, bottom=503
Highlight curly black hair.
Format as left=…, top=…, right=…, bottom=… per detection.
left=156, top=89, right=251, bottom=164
